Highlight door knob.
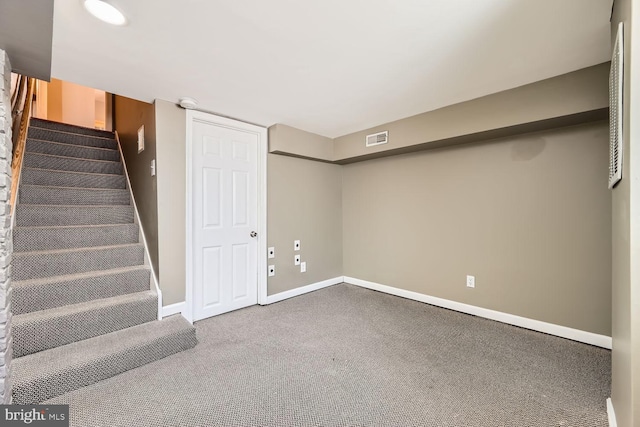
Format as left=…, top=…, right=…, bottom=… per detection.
left=250, top=231, right=257, bottom=238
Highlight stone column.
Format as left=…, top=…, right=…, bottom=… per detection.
left=0, top=48, right=13, bottom=404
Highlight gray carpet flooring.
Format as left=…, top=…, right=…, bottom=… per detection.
left=46, top=284, right=611, bottom=427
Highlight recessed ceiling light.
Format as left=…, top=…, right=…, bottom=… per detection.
left=83, top=0, right=127, bottom=26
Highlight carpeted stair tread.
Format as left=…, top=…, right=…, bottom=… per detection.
left=11, top=315, right=197, bottom=404
left=21, top=167, right=126, bottom=189
left=26, top=139, right=120, bottom=162
left=28, top=127, right=117, bottom=149
left=23, top=152, right=123, bottom=175
left=15, top=204, right=134, bottom=226
left=14, top=223, right=139, bottom=251
left=12, top=243, right=145, bottom=281
left=11, top=266, right=151, bottom=315
left=12, top=291, right=158, bottom=358
left=19, top=184, right=131, bottom=205
left=29, top=118, right=114, bottom=138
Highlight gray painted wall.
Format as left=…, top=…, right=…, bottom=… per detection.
left=342, top=122, right=611, bottom=335
left=334, top=63, right=608, bottom=162
left=114, top=96, right=159, bottom=280
left=267, top=154, right=343, bottom=295
left=264, top=65, right=608, bottom=164
left=155, top=100, right=187, bottom=305
left=269, top=124, right=334, bottom=161
left=610, top=0, right=640, bottom=425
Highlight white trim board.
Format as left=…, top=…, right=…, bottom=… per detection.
left=162, top=302, right=187, bottom=318
left=606, top=398, right=617, bottom=427
left=114, top=131, right=163, bottom=320
left=344, top=277, right=612, bottom=349
left=168, top=277, right=342, bottom=317
left=263, top=276, right=344, bottom=305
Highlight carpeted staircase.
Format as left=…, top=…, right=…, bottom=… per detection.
left=9, top=118, right=197, bottom=404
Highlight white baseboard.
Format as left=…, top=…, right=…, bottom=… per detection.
left=264, top=276, right=344, bottom=305
left=607, top=398, right=617, bottom=427
left=162, top=301, right=186, bottom=318
left=344, top=276, right=612, bottom=349
left=170, top=276, right=342, bottom=318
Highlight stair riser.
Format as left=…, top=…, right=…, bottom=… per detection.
left=28, top=128, right=117, bottom=149
left=29, top=120, right=115, bottom=139
left=23, top=153, right=123, bottom=175
left=21, top=168, right=126, bottom=189
left=15, top=205, right=134, bottom=227
left=19, top=186, right=131, bottom=206
left=26, top=139, right=120, bottom=162
left=13, top=224, right=139, bottom=252
left=12, top=245, right=145, bottom=281
left=11, top=268, right=151, bottom=315
left=11, top=327, right=197, bottom=404
left=12, top=294, right=158, bottom=358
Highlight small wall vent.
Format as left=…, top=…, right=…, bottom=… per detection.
left=366, top=131, right=389, bottom=147
left=609, top=22, right=624, bottom=189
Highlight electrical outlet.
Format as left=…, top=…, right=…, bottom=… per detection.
left=268, top=247, right=275, bottom=259
left=294, top=240, right=300, bottom=251
left=294, top=254, right=301, bottom=265
left=466, top=275, right=475, bottom=288
left=268, top=265, right=275, bottom=277
left=300, top=262, right=306, bottom=273
left=150, top=159, right=156, bottom=176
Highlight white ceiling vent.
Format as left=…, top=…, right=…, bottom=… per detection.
left=366, top=131, right=389, bottom=147
left=609, top=22, right=624, bottom=189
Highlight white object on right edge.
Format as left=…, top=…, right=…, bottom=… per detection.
left=609, top=22, right=623, bottom=189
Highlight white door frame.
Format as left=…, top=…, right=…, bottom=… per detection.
left=185, top=110, right=268, bottom=323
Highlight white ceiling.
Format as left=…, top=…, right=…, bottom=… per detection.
left=51, top=0, right=612, bottom=138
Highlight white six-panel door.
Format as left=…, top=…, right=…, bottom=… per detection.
left=188, top=113, right=264, bottom=321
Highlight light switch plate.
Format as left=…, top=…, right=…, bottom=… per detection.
left=137, top=125, right=145, bottom=153
left=268, top=265, right=275, bottom=277
left=300, top=262, right=306, bottom=273
left=294, top=254, right=301, bottom=265
left=294, top=240, right=300, bottom=251
left=268, top=247, right=275, bottom=258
